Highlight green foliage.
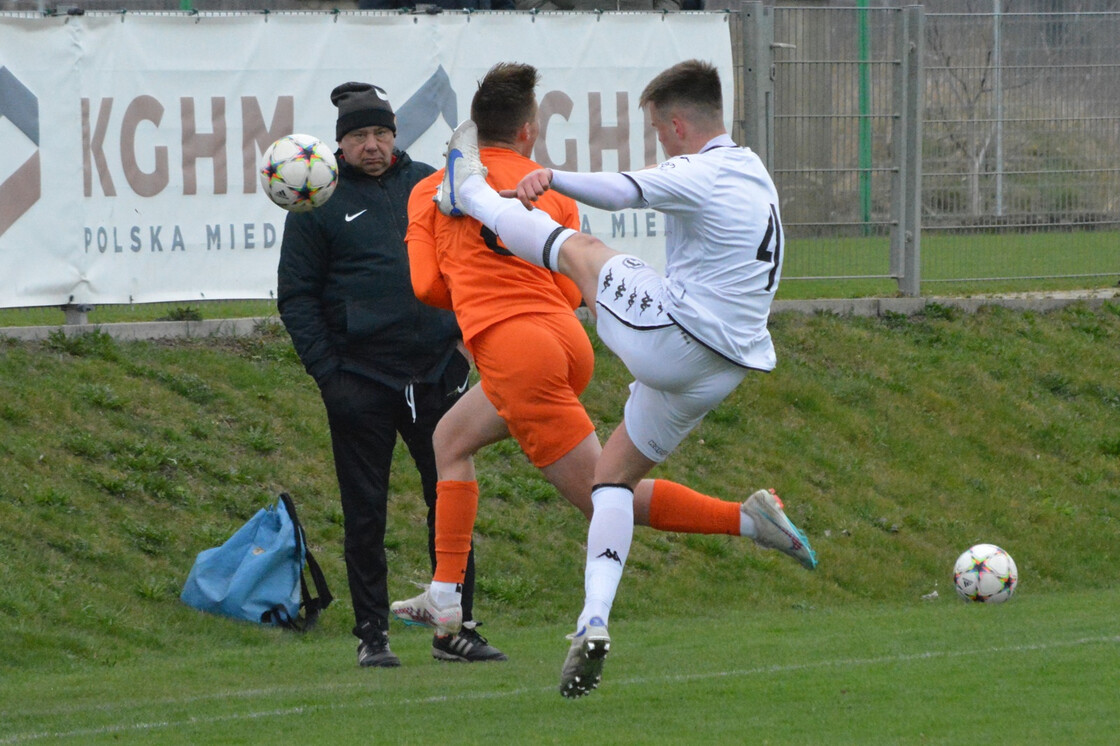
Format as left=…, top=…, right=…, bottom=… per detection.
left=44, top=328, right=119, bottom=359
left=0, top=300, right=279, bottom=328
left=0, top=303, right=1117, bottom=681
left=156, top=306, right=204, bottom=322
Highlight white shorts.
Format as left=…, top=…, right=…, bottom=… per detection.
left=595, top=254, right=748, bottom=462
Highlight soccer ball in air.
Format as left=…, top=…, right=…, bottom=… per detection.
left=259, top=133, right=338, bottom=212
left=953, top=543, right=1018, bottom=603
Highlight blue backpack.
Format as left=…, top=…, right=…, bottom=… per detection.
left=181, top=493, right=332, bottom=630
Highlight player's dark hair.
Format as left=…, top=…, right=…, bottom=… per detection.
left=471, top=62, right=540, bottom=144
left=639, top=59, right=723, bottom=125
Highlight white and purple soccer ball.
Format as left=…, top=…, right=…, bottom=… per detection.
left=259, top=133, right=338, bottom=212
left=953, top=543, right=1018, bottom=603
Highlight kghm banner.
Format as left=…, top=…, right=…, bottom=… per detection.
left=0, top=11, right=733, bottom=308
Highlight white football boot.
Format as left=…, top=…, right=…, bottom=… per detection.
left=559, top=616, right=611, bottom=698
left=435, top=120, right=487, bottom=217
left=742, top=488, right=818, bottom=570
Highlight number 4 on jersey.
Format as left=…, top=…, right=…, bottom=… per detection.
left=755, top=204, right=783, bottom=292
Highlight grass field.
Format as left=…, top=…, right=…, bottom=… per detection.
left=2, top=590, right=1117, bottom=745
left=1, top=302, right=1118, bottom=744
left=777, top=229, right=1119, bottom=300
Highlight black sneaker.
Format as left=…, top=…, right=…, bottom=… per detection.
left=431, top=621, right=508, bottom=662
left=357, top=630, right=401, bottom=668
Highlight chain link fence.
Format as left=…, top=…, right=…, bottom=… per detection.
left=768, top=4, right=1118, bottom=292
left=769, top=4, right=906, bottom=293
left=921, top=9, right=1119, bottom=285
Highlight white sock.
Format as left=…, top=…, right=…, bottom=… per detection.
left=457, top=173, right=502, bottom=226
left=429, top=581, right=461, bottom=609
left=459, top=174, right=576, bottom=271
left=577, top=484, right=634, bottom=630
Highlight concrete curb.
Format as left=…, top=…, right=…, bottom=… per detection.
left=771, top=295, right=1116, bottom=317
left=0, top=316, right=276, bottom=342
left=0, top=295, right=1114, bottom=342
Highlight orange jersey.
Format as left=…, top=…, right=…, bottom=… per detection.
left=407, top=147, right=583, bottom=344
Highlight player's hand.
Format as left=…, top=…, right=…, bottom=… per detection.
left=498, top=168, right=553, bottom=210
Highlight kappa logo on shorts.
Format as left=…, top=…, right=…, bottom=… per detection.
left=601, top=268, right=614, bottom=291
left=613, top=279, right=627, bottom=301
left=625, top=290, right=638, bottom=311
left=639, top=292, right=653, bottom=313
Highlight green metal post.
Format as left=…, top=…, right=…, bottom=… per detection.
left=858, top=0, right=872, bottom=234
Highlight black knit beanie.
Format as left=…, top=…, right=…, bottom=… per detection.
left=331, top=82, right=396, bottom=141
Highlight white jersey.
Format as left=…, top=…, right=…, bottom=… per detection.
left=623, top=135, right=784, bottom=370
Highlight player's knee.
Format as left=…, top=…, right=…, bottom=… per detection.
left=433, top=420, right=471, bottom=471
left=557, top=234, right=614, bottom=286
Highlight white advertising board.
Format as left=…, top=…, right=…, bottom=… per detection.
left=0, top=11, right=733, bottom=307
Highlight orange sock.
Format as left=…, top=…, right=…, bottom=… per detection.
left=433, top=480, right=479, bottom=584
left=648, top=479, right=740, bottom=536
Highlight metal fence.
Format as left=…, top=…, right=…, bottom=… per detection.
left=766, top=4, right=922, bottom=293
left=921, top=9, right=1120, bottom=286
left=752, top=3, right=1119, bottom=293
left=3, top=2, right=1116, bottom=313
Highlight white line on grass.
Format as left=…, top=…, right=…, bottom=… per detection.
left=641, top=634, right=1120, bottom=685
left=3, top=634, right=1117, bottom=744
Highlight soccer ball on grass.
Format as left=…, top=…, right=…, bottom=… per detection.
left=259, top=133, right=338, bottom=212
left=953, top=543, right=1018, bottom=603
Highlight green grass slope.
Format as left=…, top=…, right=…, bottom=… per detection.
left=1, top=304, right=1117, bottom=672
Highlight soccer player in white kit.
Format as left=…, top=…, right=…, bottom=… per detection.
left=435, top=60, right=816, bottom=698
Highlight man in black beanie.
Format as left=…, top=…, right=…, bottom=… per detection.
left=278, top=82, right=507, bottom=668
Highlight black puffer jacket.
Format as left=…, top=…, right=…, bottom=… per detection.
left=277, top=150, right=461, bottom=390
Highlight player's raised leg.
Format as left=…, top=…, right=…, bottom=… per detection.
left=436, top=120, right=577, bottom=269
left=639, top=480, right=818, bottom=570
left=436, top=120, right=617, bottom=309
left=435, top=120, right=487, bottom=217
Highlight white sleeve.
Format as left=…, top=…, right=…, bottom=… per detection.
left=623, top=156, right=710, bottom=216
left=549, top=170, right=644, bottom=211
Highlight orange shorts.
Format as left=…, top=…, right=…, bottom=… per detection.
left=469, top=312, right=596, bottom=468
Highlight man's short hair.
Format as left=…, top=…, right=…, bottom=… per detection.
left=471, top=62, right=540, bottom=143
left=639, top=60, right=723, bottom=124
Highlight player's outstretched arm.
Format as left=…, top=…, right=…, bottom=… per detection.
left=509, top=170, right=645, bottom=213
left=406, top=178, right=454, bottom=310
left=500, top=168, right=555, bottom=209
